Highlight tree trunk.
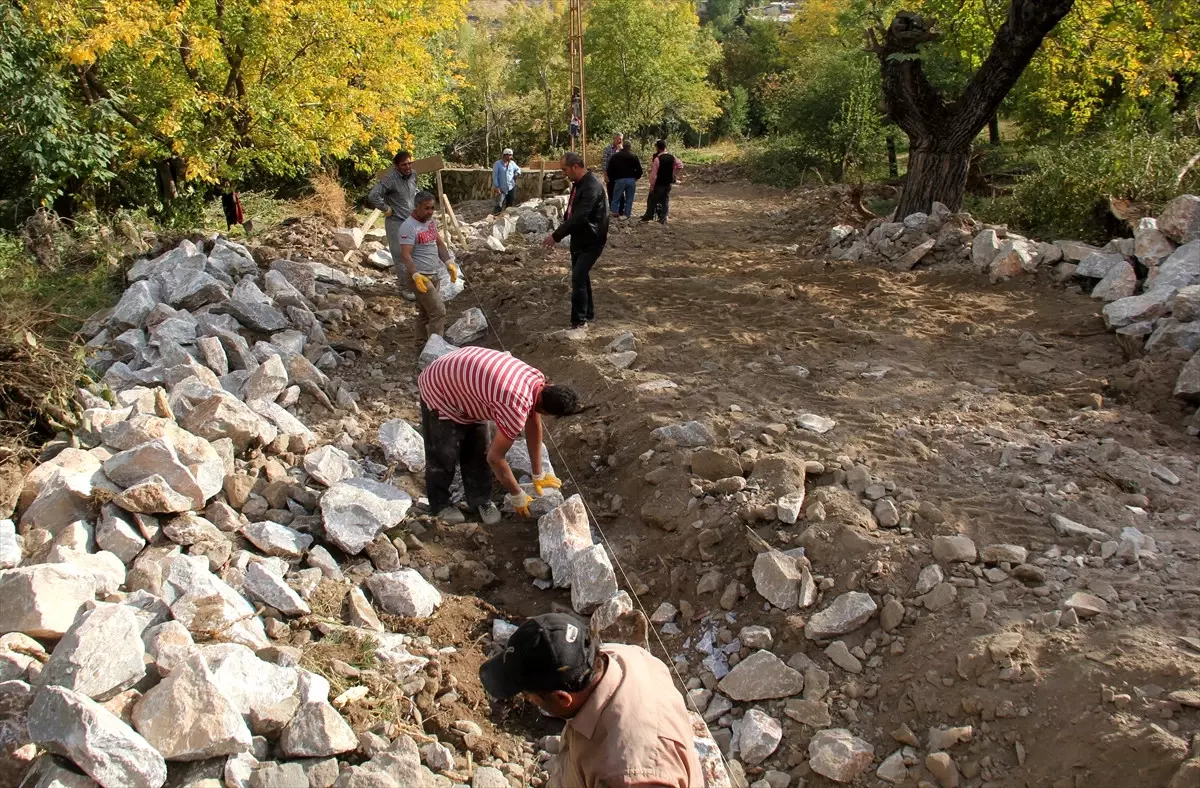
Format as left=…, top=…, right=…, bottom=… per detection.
left=886, top=135, right=898, bottom=177
left=895, top=146, right=970, bottom=217
left=988, top=115, right=1001, bottom=146
left=870, top=0, right=1075, bottom=213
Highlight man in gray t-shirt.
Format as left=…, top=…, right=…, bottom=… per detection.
left=397, top=191, right=457, bottom=348
left=370, top=150, right=419, bottom=294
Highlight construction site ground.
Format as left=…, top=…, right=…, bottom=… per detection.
left=296, top=178, right=1199, bottom=786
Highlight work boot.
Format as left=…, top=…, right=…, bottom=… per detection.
left=436, top=506, right=466, bottom=525
left=479, top=502, right=501, bottom=526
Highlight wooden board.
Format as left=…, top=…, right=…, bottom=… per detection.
left=411, top=155, right=445, bottom=174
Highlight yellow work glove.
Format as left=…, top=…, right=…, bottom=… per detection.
left=505, top=492, right=533, bottom=518
left=447, top=262, right=459, bottom=283
left=533, top=472, right=562, bottom=496
left=412, top=273, right=432, bottom=294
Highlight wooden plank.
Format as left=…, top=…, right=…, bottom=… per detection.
left=411, top=155, right=445, bottom=174
left=358, top=208, right=381, bottom=234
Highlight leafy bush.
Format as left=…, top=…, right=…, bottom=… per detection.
left=741, top=136, right=828, bottom=189
left=1007, top=126, right=1200, bottom=239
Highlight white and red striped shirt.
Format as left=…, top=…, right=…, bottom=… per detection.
left=418, top=347, right=546, bottom=439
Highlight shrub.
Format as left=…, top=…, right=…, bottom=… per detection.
left=1008, top=126, right=1200, bottom=240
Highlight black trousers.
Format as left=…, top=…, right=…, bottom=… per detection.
left=421, top=400, right=492, bottom=512
left=570, top=246, right=602, bottom=326
left=642, top=183, right=672, bottom=223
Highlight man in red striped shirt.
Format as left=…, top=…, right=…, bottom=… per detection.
left=418, top=346, right=582, bottom=524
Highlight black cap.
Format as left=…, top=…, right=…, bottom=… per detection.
left=479, top=613, right=597, bottom=700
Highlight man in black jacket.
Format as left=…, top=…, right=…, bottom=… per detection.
left=605, top=142, right=643, bottom=219
left=543, top=152, right=609, bottom=329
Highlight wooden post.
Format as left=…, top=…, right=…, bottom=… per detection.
left=434, top=170, right=448, bottom=246
left=359, top=208, right=381, bottom=235
left=539, top=158, right=547, bottom=198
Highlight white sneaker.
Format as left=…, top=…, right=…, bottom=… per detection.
left=479, top=502, right=501, bottom=526
left=436, top=506, right=466, bottom=525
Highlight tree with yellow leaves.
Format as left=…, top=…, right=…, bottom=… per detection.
left=14, top=0, right=465, bottom=210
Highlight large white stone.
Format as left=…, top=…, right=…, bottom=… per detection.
left=378, top=420, right=425, bottom=472
left=132, top=653, right=252, bottom=760
left=445, top=307, right=489, bottom=345
left=143, top=621, right=197, bottom=677
left=418, top=334, right=459, bottom=370
left=1091, top=261, right=1137, bottom=301
left=1158, top=194, right=1200, bottom=243
left=365, top=569, right=442, bottom=618
left=242, top=521, right=312, bottom=559
left=1147, top=240, right=1200, bottom=291
left=569, top=544, right=619, bottom=614
left=0, top=564, right=99, bottom=638
left=808, top=728, right=874, bottom=783
left=41, top=604, right=147, bottom=701
left=202, top=643, right=301, bottom=727
left=753, top=550, right=801, bottom=610
left=96, top=506, right=146, bottom=565
left=179, top=391, right=277, bottom=452
left=278, top=701, right=357, bottom=758
left=1175, top=350, right=1200, bottom=401
left=971, top=229, right=1000, bottom=269
left=109, top=281, right=162, bottom=331
left=734, top=708, right=782, bottom=766
left=242, top=562, right=311, bottom=616
left=20, top=451, right=110, bottom=535
left=319, top=479, right=412, bottom=555
left=538, top=495, right=594, bottom=589
left=717, top=650, right=803, bottom=701
left=162, top=555, right=268, bottom=649
left=1134, top=219, right=1177, bottom=265
left=243, top=355, right=289, bottom=403
left=650, top=421, right=713, bottom=447
left=246, top=399, right=316, bottom=451
left=0, top=519, right=19, bottom=569
left=1075, top=251, right=1127, bottom=278
left=104, top=439, right=208, bottom=510
left=805, top=592, right=878, bottom=639
left=1102, top=288, right=1175, bottom=329
left=28, top=686, right=167, bottom=788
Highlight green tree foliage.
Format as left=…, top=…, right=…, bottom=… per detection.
left=584, top=0, right=723, bottom=140
left=0, top=6, right=118, bottom=209
left=503, top=2, right=571, bottom=152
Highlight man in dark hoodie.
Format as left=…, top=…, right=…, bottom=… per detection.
left=543, top=152, right=609, bottom=329
left=605, top=141, right=643, bottom=219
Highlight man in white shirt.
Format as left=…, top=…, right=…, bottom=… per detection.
left=492, top=149, right=521, bottom=215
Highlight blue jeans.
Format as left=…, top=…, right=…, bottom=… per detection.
left=609, top=178, right=637, bottom=217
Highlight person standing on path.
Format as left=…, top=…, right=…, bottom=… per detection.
left=417, top=346, right=582, bottom=525
left=642, top=139, right=683, bottom=225
left=605, top=141, right=642, bottom=220
left=602, top=132, right=624, bottom=197
left=480, top=613, right=704, bottom=788
left=492, top=148, right=521, bottom=215
left=542, top=152, right=609, bottom=330
left=397, top=192, right=457, bottom=349
left=369, top=151, right=419, bottom=271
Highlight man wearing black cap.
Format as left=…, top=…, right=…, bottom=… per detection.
left=480, top=613, right=703, bottom=787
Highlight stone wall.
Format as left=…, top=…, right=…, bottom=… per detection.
left=439, top=168, right=566, bottom=205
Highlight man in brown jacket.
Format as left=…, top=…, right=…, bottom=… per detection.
left=481, top=613, right=704, bottom=787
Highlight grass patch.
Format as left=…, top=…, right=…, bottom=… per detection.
left=0, top=231, right=122, bottom=456
left=199, top=191, right=297, bottom=240
left=677, top=140, right=742, bottom=166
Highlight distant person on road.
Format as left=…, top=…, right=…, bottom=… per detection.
left=492, top=148, right=521, bottom=215
left=605, top=141, right=643, bottom=219
left=370, top=150, right=419, bottom=270
left=542, top=152, right=609, bottom=330
left=642, top=139, right=683, bottom=225
left=602, top=132, right=624, bottom=197
left=417, top=347, right=582, bottom=525
left=480, top=612, right=704, bottom=788
left=397, top=192, right=457, bottom=350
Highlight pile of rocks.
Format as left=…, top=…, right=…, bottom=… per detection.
left=828, top=194, right=1200, bottom=433
left=466, top=197, right=568, bottom=254
left=0, top=236, right=564, bottom=787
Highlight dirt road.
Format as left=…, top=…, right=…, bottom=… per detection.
left=337, top=179, right=1200, bottom=786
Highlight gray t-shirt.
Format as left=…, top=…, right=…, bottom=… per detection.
left=397, top=216, right=442, bottom=275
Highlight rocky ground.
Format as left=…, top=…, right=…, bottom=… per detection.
left=1, top=177, right=1199, bottom=788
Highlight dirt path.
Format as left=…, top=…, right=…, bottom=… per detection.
left=337, top=180, right=1200, bottom=786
